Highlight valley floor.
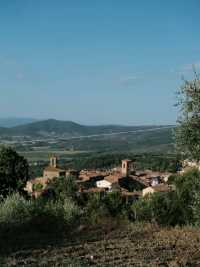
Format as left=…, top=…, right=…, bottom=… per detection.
left=1, top=222, right=200, bottom=267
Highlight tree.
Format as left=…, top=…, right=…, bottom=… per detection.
left=161, top=169, right=200, bottom=225
left=0, top=146, right=29, bottom=197
left=131, top=197, right=152, bottom=222
left=47, top=175, right=78, bottom=201
left=104, top=192, right=124, bottom=217
left=192, top=189, right=200, bottom=225
left=180, top=169, right=200, bottom=225
left=150, top=191, right=188, bottom=226
left=175, top=72, right=200, bottom=160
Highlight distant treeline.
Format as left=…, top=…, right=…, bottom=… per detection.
left=29, top=152, right=179, bottom=178
left=68, top=153, right=179, bottom=172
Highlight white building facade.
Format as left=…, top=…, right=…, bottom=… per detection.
left=96, top=179, right=112, bottom=191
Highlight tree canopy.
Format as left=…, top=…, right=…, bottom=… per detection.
left=0, top=146, right=29, bottom=196
left=47, top=175, right=78, bottom=201
left=175, top=73, right=200, bottom=160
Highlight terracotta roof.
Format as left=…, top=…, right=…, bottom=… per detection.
left=78, top=170, right=109, bottom=182
left=129, top=175, right=149, bottom=187
left=44, top=166, right=65, bottom=172
left=136, top=171, right=147, bottom=177
left=80, top=170, right=109, bottom=176
left=104, top=173, right=122, bottom=184
left=77, top=175, right=91, bottom=182
left=144, top=170, right=171, bottom=178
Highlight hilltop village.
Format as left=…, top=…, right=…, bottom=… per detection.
left=25, top=156, right=172, bottom=201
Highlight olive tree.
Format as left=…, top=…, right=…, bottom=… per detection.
left=175, top=72, right=200, bottom=160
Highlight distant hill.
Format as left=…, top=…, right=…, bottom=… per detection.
left=0, top=118, right=37, bottom=128
left=0, top=119, right=174, bottom=138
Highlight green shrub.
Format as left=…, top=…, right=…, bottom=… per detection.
left=0, top=193, right=80, bottom=232
left=130, top=197, right=152, bottom=222
left=84, top=193, right=107, bottom=224
left=192, top=192, right=200, bottom=226
left=32, top=183, right=43, bottom=191
left=0, top=193, right=31, bottom=225
left=131, top=191, right=191, bottom=226
left=150, top=191, right=187, bottom=226
left=83, top=192, right=127, bottom=225
left=62, top=198, right=80, bottom=224
left=104, top=192, right=124, bottom=217
left=171, top=168, right=200, bottom=224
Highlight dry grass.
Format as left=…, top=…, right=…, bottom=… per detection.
left=1, top=222, right=200, bottom=266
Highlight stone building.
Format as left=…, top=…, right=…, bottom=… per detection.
left=121, top=159, right=133, bottom=176
left=24, top=156, right=67, bottom=196
left=96, top=173, right=122, bottom=191
left=43, top=156, right=66, bottom=179
left=142, top=184, right=171, bottom=197
left=96, top=159, right=136, bottom=191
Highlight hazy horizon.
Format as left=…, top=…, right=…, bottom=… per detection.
left=0, top=116, right=176, bottom=127
left=0, top=1, right=199, bottom=125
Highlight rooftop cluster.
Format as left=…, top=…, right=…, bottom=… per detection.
left=25, top=156, right=172, bottom=200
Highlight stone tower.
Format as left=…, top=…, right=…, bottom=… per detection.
left=50, top=156, right=57, bottom=168
left=121, top=159, right=132, bottom=177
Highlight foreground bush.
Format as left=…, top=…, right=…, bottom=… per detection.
left=131, top=191, right=191, bottom=226
left=0, top=193, right=31, bottom=225
left=130, top=169, right=200, bottom=226
left=130, top=197, right=152, bottom=222
left=0, top=193, right=80, bottom=232
left=83, top=192, right=128, bottom=225
left=171, top=168, right=200, bottom=225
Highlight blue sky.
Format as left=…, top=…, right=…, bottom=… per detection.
left=0, top=0, right=199, bottom=125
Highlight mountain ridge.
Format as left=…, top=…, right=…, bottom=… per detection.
left=0, top=119, right=174, bottom=138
